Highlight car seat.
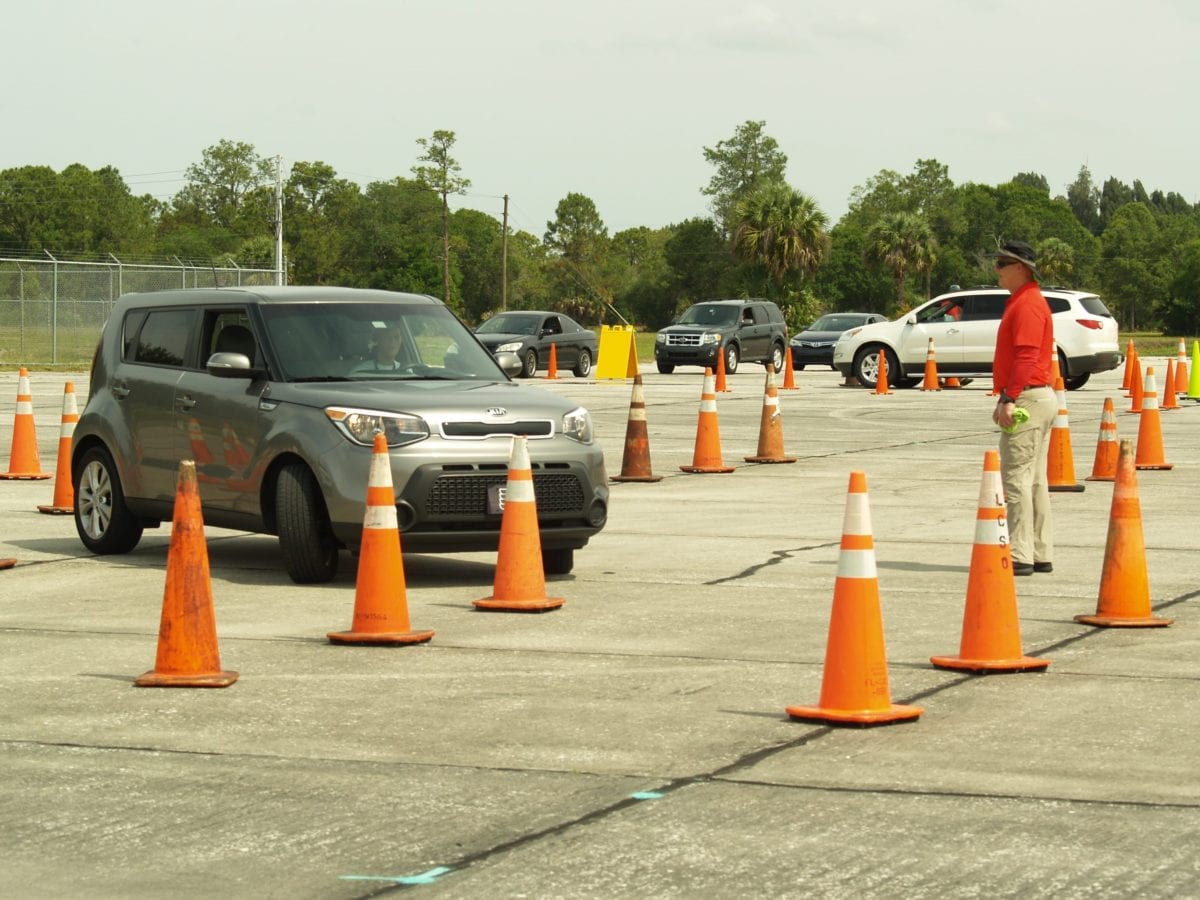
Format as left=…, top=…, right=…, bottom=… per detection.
left=215, top=325, right=257, bottom=360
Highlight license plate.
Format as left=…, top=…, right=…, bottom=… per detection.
left=487, top=483, right=506, bottom=515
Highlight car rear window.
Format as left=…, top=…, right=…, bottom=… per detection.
left=1078, top=295, right=1113, bottom=317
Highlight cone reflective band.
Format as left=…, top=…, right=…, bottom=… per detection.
left=1085, top=397, right=1119, bottom=482
left=1173, top=338, right=1188, bottom=395
left=329, top=432, right=434, bottom=644
left=38, top=381, right=80, bottom=514
left=1047, top=376, right=1084, bottom=492
left=920, top=338, right=940, bottom=391
left=680, top=369, right=734, bottom=473
left=1134, top=367, right=1172, bottom=470
left=931, top=451, right=1049, bottom=672
left=611, top=374, right=662, bottom=482
left=1, top=368, right=51, bottom=480
left=745, top=366, right=796, bottom=464
left=786, top=471, right=922, bottom=726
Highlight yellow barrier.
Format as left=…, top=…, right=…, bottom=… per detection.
left=596, top=325, right=639, bottom=380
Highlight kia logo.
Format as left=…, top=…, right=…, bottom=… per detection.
left=485, top=407, right=508, bottom=417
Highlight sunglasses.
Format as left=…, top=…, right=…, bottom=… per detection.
left=994, top=258, right=1020, bottom=270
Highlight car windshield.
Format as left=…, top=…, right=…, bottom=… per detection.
left=260, top=302, right=503, bottom=381
left=810, top=315, right=865, bottom=332
left=476, top=314, right=540, bottom=336
left=678, top=305, right=738, bottom=327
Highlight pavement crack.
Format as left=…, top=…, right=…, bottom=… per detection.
left=704, top=542, right=838, bottom=585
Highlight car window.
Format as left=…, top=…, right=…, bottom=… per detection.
left=133, top=308, right=194, bottom=367
left=542, top=316, right=562, bottom=335
left=961, top=295, right=1008, bottom=321
left=122, top=309, right=148, bottom=361
left=915, top=298, right=964, bottom=324
left=679, top=305, right=737, bottom=327
left=1046, top=297, right=1069, bottom=314
left=477, top=314, right=539, bottom=335
left=1078, top=295, right=1114, bottom=317
left=742, top=306, right=762, bottom=325
left=206, top=311, right=259, bottom=364
left=811, top=315, right=866, bottom=331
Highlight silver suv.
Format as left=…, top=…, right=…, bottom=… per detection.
left=832, top=287, right=1121, bottom=390
left=72, top=287, right=608, bottom=582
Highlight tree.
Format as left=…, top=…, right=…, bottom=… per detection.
left=1036, top=237, right=1075, bottom=286
left=1100, top=202, right=1167, bottom=330
left=339, top=178, right=442, bottom=294
left=175, top=139, right=273, bottom=230
left=284, top=161, right=361, bottom=284
left=1066, top=165, right=1101, bottom=235
left=412, top=130, right=471, bottom=312
left=1099, top=177, right=1134, bottom=230
left=450, top=207, right=504, bottom=323
left=1011, top=172, right=1050, bottom=194
left=731, top=183, right=830, bottom=288
left=1158, top=239, right=1200, bottom=335
left=864, top=212, right=938, bottom=310
left=701, top=120, right=788, bottom=234
left=543, top=192, right=611, bottom=314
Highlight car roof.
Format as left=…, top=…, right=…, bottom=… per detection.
left=114, top=286, right=444, bottom=308
left=695, top=298, right=771, bottom=306
left=933, top=287, right=1097, bottom=301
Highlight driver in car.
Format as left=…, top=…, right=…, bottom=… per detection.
left=352, top=326, right=405, bottom=373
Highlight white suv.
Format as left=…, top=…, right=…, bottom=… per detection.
left=832, top=287, right=1121, bottom=390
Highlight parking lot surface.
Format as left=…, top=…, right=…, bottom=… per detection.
left=3, top=363, right=1198, bottom=898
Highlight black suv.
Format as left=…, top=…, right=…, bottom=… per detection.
left=654, top=299, right=788, bottom=374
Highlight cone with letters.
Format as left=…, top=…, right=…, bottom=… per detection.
left=745, top=365, right=797, bottom=464
left=680, top=369, right=735, bottom=473
left=786, top=471, right=923, bottom=726
left=611, top=374, right=662, bottom=482
left=37, top=381, right=80, bottom=514
left=920, top=338, right=941, bottom=391
left=1085, top=397, right=1119, bottom=482
left=474, top=435, right=565, bottom=612
left=1047, top=377, right=1084, bottom=492
left=329, top=433, right=435, bottom=644
left=1, top=368, right=51, bottom=480
left=1134, top=367, right=1172, bottom=470
left=135, top=461, right=238, bottom=687
left=1075, top=440, right=1172, bottom=628
left=931, top=451, right=1050, bottom=673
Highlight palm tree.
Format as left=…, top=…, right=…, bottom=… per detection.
left=731, top=183, right=830, bottom=285
left=1036, top=237, right=1075, bottom=286
left=864, top=212, right=938, bottom=310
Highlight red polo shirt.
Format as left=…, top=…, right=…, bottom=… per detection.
left=992, top=281, right=1053, bottom=401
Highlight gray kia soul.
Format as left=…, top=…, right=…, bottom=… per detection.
left=72, top=287, right=609, bottom=582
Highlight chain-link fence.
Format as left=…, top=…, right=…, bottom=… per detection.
left=0, top=254, right=278, bottom=366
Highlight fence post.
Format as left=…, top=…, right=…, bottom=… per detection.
left=44, top=250, right=58, bottom=364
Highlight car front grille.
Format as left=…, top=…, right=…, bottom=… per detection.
left=441, top=420, right=553, bottom=438
left=665, top=333, right=703, bottom=346
left=425, top=467, right=586, bottom=516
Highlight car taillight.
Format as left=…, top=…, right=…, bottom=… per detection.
left=1075, top=319, right=1104, bottom=330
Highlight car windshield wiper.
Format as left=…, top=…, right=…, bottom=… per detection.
left=290, top=375, right=353, bottom=382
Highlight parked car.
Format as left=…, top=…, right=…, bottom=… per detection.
left=790, top=312, right=886, bottom=370
left=72, top=287, right=608, bottom=583
left=474, top=311, right=597, bottom=378
left=654, top=299, right=788, bottom=374
left=832, top=287, right=1121, bottom=390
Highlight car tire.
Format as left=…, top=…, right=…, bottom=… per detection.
left=521, top=349, right=538, bottom=378
left=573, top=348, right=592, bottom=377
left=723, top=343, right=739, bottom=375
left=853, top=345, right=898, bottom=389
left=794, top=362, right=806, bottom=371
left=768, top=342, right=785, bottom=373
left=276, top=462, right=339, bottom=584
left=1059, top=352, right=1089, bottom=390
left=74, top=445, right=144, bottom=554
left=656, top=361, right=674, bottom=374
left=543, top=546, right=574, bottom=575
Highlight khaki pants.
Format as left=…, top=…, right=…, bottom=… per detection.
left=998, top=386, right=1057, bottom=565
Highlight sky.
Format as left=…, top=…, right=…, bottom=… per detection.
left=4, top=0, right=1199, bottom=242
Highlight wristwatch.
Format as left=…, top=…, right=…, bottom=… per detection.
left=998, top=392, right=1016, bottom=404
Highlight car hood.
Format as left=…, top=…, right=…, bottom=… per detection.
left=792, top=329, right=843, bottom=343
left=265, top=379, right=575, bottom=415
left=474, top=332, right=526, bottom=349
left=659, top=324, right=722, bottom=334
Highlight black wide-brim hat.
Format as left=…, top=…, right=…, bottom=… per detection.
left=990, top=240, right=1038, bottom=276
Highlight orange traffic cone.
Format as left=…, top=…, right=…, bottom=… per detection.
left=611, top=374, right=662, bottom=482
left=931, top=451, right=1050, bottom=673
left=1085, top=397, right=1119, bottom=482
left=873, top=349, right=892, bottom=395
left=546, top=342, right=558, bottom=380
left=715, top=347, right=730, bottom=392
left=1134, top=367, right=1172, bottom=470
left=474, top=436, right=565, bottom=612
left=920, top=338, right=941, bottom=391
left=943, top=376, right=964, bottom=389
left=1075, top=440, right=1172, bottom=628
left=680, top=369, right=735, bottom=473
left=745, top=365, right=797, bottom=464
left=0, top=368, right=51, bottom=480
left=329, top=434, right=435, bottom=644
left=1161, top=358, right=1179, bottom=411
left=1120, top=340, right=1136, bottom=392
left=1173, top=338, right=1189, bottom=395
left=1047, top=377, right=1084, bottom=493
left=786, top=471, right=923, bottom=726
left=36, top=381, right=79, bottom=514
left=0, top=558, right=15, bottom=570
left=1127, top=354, right=1144, bottom=412
left=135, top=461, right=238, bottom=687
left=781, top=346, right=797, bottom=390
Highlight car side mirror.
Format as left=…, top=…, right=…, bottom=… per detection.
left=905, top=314, right=917, bottom=326
left=494, top=351, right=523, bottom=377
left=207, top=351, right=261, bottom=379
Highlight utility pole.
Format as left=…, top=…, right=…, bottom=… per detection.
left=274, top=155, right=284, bottom=285
left=501, top=193, right=509, bottom=311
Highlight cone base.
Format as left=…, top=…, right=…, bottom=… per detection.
left=744, top=455, right=797, bottom=464
left=0, top=473, right=52, bottom=480
left=930, top=654, right=1050, bottom=673
left=679, top=465, right=735, bottom=473
left=36, top=505, right=73, bottom=515
left=1048, top=483, right=1086, bottom=492
left=473, top=596, right=564, bottom=612
left=611, top=474, right=664, bottom=483
left=134, top=670, right=239, bottom=688
left=920, top=386, right=942, bottom=392
left=1084, top=474, right=1115, bottom=482
left=328, top=629, right=435, bottom=645
left=0, top=558, right=15, bottom=570
left=1074, top=613, right=1173, bottom=628
left=785, top=703, right=923, bottom=726
left=1134, top=463, right=1173, bottom=470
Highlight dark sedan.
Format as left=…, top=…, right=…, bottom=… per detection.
left=790, top=312, right=886, bottom=369
left=475, top=311, right=598, bottom=378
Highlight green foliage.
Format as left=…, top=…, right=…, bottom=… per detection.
left=863, top=211, right=937, bottom=309
left=731, top=183, right=830, bottom=287
left=701, top=120, right=788, bottom=234
left=1159, top=239, right=1200, bottom=335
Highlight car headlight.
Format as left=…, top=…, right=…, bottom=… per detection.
left=561, top=406, right=593, bottom=443
left=700, top=332, right=721, bottom=345
left=655, top=333, right=666, bottom=344
left=843, top=328, right=863, bottom=339
left=496, top=341, right=523, bottom=353
left=325, top=406, right=430, bottom=447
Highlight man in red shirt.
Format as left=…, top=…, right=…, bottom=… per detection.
left=991, top=240, right=1056, bottom=576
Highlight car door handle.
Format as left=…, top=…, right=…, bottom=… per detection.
left=946, top=327, right=961, bottom=335
left=177, top=395, right=197, bottom=411
left=111, top=385, right=130, bottom=399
